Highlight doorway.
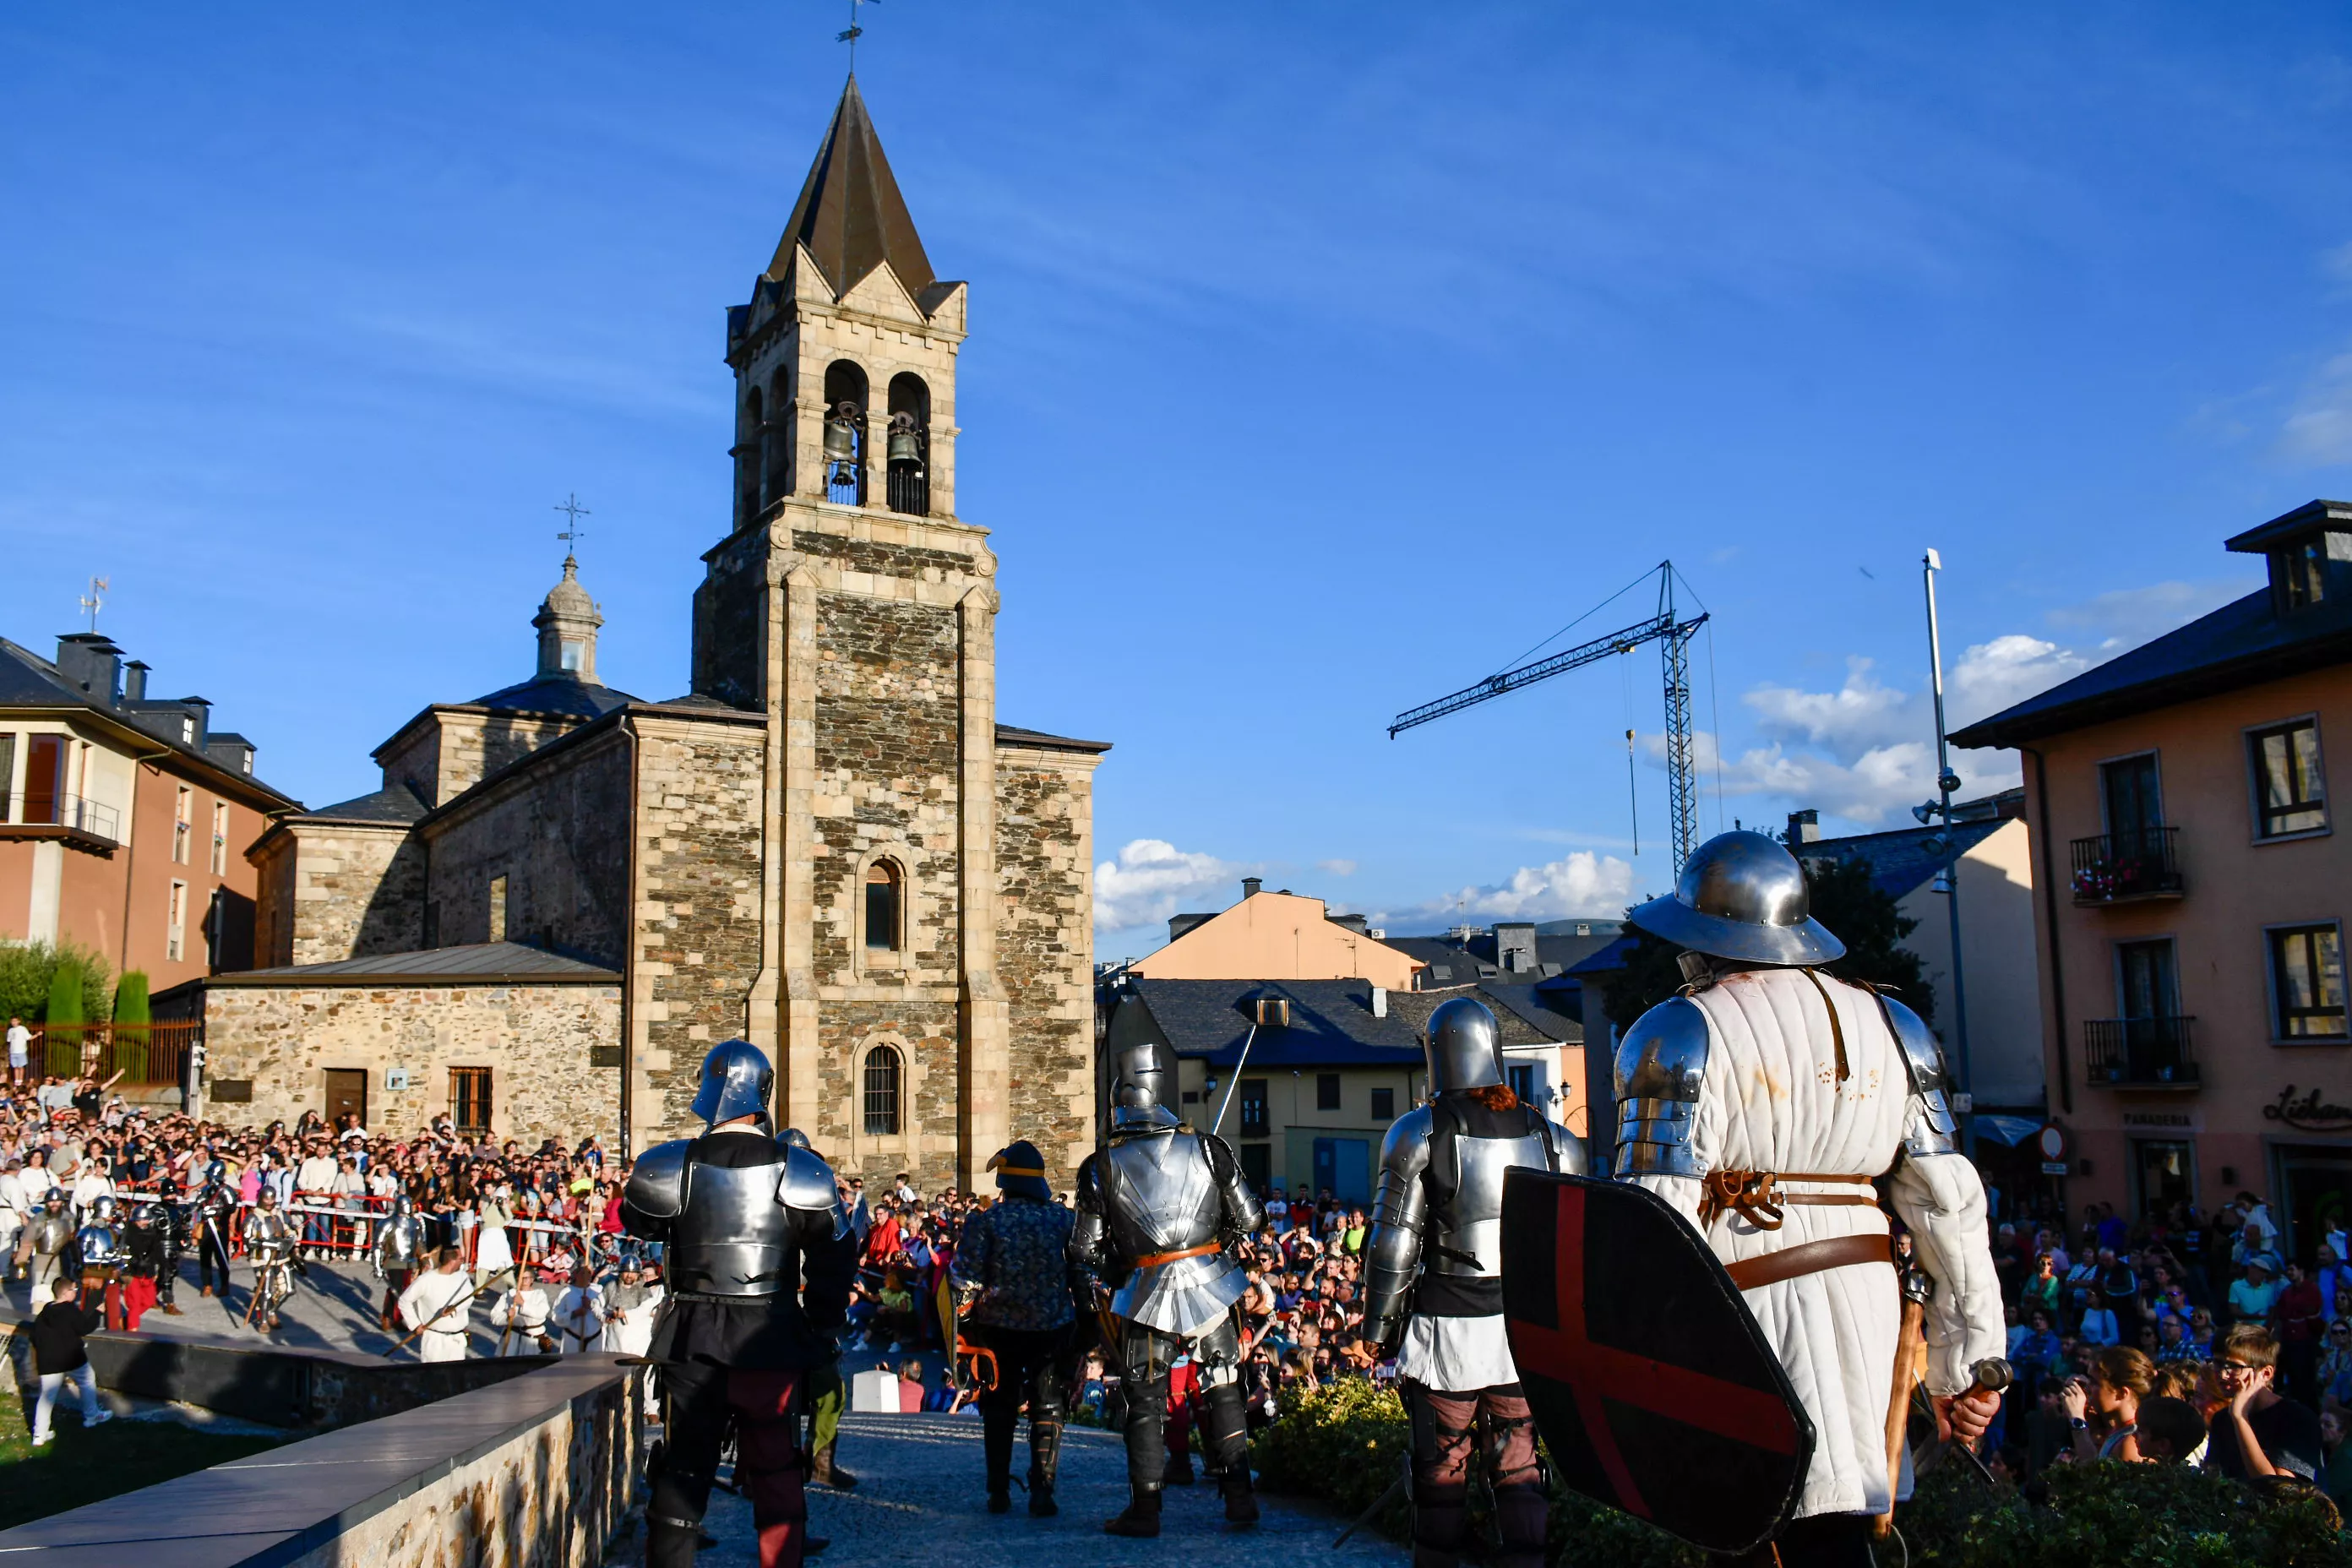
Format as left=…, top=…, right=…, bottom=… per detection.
left=2130, top=1139, right=2196, bottom=1220
left=1312, top=1137, right=1370, bottom=1206
left=2277, top=1145, right=2352, bottom=1264
left=2101, top=754, right=2164, bottom=845
left=324, top=1069, right=368, bottom=1131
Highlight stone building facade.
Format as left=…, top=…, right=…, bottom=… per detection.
left=202, top=79, right=1108, bottom=1187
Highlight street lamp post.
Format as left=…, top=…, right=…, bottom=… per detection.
left=1921, top=549, right=1975, bottom=1157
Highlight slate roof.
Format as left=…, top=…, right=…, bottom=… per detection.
left=1383, top=930, right=1620, bottom=987
left=218, top=941, right=620, bottom=986
left=465, top=674, right=638, bottom=720
left=290, top=783, right=431, bottom=827
left=1130, top=979, right=1425, bottom=1069
left=1565, top=934, right=1638, bottom=976
left=996, top=723, right=1114, bottom=754
left=1797, top=819, right=2009, bottom=901
left=768, top=76, right=950, bottom=310
left=0, top=637, right=296, bottom=805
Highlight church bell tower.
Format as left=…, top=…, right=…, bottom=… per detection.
left=689, top=77, right=1006, bottom=1184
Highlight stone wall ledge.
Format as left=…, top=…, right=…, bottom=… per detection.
left=0, top=1355, right=643, bottom=1567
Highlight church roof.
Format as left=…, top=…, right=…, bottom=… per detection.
left=768, top=76, right=938, bottom=303
left=996, top=723, right=1113, bottom=754
left=291, top=782, right=430, bottom=827
left=540, top=555, right=596, bottom=619
left=464, top=675, right=637, bottom=719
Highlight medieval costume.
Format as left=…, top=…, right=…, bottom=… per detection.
left=245, top=1189, right=298, bottom=1331
left=1614, top=830, right=2005, bottom=1567
left=374, top=1193, right=430, bottom=1331
left=400, top=1256, right=476, bottom=1363
left=1070, top=1023, right=1265, bottom=1537
left=622, top=1040, right=855, bottom=1568
left=1362, top=998, right=1580, bottom=1568
left=950, top=1139, right=1085, bottom=1516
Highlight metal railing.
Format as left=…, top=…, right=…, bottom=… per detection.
left=0, top=791, right=121, bottom=843
left=26, top=1021, right=197, bottom=1086
left=2070, top=825, right=2183, bottom=904
left=2083, top=1016, right=2198, bottom=1087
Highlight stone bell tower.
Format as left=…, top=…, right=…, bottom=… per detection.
left=690, top=76, right=1009, bottom=1184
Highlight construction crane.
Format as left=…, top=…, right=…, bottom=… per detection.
left=1389, top=562, right=1712, bottom=870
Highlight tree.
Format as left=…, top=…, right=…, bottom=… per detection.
left=1602, top=852, right=1935, bottom=1032
left=0, top=939, right=110, bottom=1025
left=112, top=971, right=150, bottom=1025
left=44, top=963, right=84, bottom=1078
left=114, top=970, right=151, bottom=1081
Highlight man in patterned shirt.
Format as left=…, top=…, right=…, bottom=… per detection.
left=950, top=1141, right=1084, bottom=1516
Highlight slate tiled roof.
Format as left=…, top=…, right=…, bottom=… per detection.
left=996, top=723, right=1113, bottom=754
left=465, top=675, right=637, bottom=720
left=290, top=783, right=431, bottom=826
left=1796, top=819, right=2008, bottom=901
left=0, top=637, right=296, bottom=804
left=219, top=941, right=619, bottom=985
left=768, top=76, right=942, bottom=305
left=1131, top=978, right=1424, bottom=1069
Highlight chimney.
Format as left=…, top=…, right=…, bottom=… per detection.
left=53, top=634, right=122, bottom=707
left=122, top=661, right=150, bottom=703
left=1496, top=922, right=1538, bottom=974
left=1370, top=985, right=1387, bottom=1019
left=1786, top=808, right=1821, bottom=847
left=1240, top=877, right=1262, bottom=900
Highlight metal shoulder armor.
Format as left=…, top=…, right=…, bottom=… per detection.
left=1882, top=994, right=1961, bottom=1157
left=1614, top=994, right=1710, bottom=1178
left=621, top=1138, right=690, bottom=1239
left=777, top=1143, right=851, bottom=1243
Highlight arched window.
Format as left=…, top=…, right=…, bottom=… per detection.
left=822, top=361, right=869, bottom=506
left=885, top=373, right=930, bottom=517
left=863, top=1044, right=902, bottom=1135
left=864, top=860, right=902, bottom=953
left=738, top=386, right=765, bottom=525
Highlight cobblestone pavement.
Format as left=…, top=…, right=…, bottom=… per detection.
left=609, top=1412, right=1407, bottom=1568
left=3, top=1259, right=509, bottom=1358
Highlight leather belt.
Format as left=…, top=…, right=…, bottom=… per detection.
left=1698, top=1170, right=1880, bottom=1230
left=1133, top=1242, right=1220, bottom=1269
left=1723, top=1233, right=1895, bottom=1292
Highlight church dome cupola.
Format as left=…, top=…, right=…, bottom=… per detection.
left=533, top=556, right=604, bottom=683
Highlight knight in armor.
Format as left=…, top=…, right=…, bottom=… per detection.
left=74, top=1194, right=127, bottom=1331
left=1361, top=998, right=1581, bottom=1568
left=950, top=1140, right=1086, bottom=1516
left=1070, top=1022, right=1265, bottom=1538
left=600, top=1250, right=664, bottom=1357
left=1614, top=831, right=2004, bottom=1567
left=622, top=1040, right=855, bottom=1568
left=375, top=1193, right=429, bottom=1330
left=26, top=1189, right=74, bottom=1303
left=245, top=1186, right=299, bottom=1331
left=122, top=1201, right=168, bottom=1331
left=151, top=1174, right=186, bottom=1314
left=193, top=1160, right=235, bottom=1298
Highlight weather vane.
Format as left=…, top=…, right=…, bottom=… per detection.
left=553, top=493, right=591, bottom=557
left=838, top=0, right=879, bottom=71
left=79, top=575, right=107, bottom=632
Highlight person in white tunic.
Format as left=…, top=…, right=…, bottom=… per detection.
left=1614, top=831, right=2005, bottom=1568
left=399, top=1249, right=476, bottom=1363
left=490, top=1270, right=554, bottom=1354
left=551, top=1266, right=602, bottom=1355
left=1362, top=998, right=1580, bottom=1568
left=601, top=1258, right=663, bottom=1356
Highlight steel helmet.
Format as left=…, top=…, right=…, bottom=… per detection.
left=89, top=1195, right=119, bottom=1224
left=689, top=1039, right=774, bottom=1129
left=1626, top=830, right=1845, bottom=966
left=1424, top=997, right=1506, bottom=1095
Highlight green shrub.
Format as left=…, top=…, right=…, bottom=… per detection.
left=1248, top=1386, right=2350, bottom=1568
left=112, top=971, right=149, bottom=1026
left=0, top=939, right=110, bottom=1026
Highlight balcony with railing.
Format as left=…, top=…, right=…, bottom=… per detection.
left=2084, top=1015, right=2199, bottom=1088
left=2070, top=826, right=2183, bottom=906
left=0, top=791, right=122, bottom=851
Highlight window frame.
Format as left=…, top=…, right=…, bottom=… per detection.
left=1239, top=1078, right=1269, bottom=1136
left=2265, top=919, right=2350, bottom=1043
left=449, top=1067, right=493, bottom=1137
left=210, top=801, right=230, bottom=874
left=863, top=859, right=903, bottom=956
left=1369, top=1086, right=1396, bottom=1122
left=172, top=785, right=192, bottom=865
left=1315, top=1072, right=1342, bottom=1112
left=2095, top=748, right=2165, bottom=840
left=166, top=878, right=187, bottom=961
left=862, top=1043, right=904, bottom=1136
left=2245, top=714, right=2331, bottom=843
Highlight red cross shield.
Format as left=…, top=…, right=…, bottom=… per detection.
left=1501, top=1169, right=1814, bottom=1555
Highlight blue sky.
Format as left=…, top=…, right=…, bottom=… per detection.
left=6, top=3, right=2350, bottom=958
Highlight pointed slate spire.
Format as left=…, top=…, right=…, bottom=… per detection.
left=768, top=76, right=938, bottom=303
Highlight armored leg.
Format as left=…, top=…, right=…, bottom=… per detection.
left=1200, top=1378, right=1258, bottom=1527
left=1480, top=1386, right=1547, bottom=1568
left=1027, top=1326, right=1077, bottom=1516
left=727, top=1369, right=810, bottom=1568
left=650, top=1363, right=730, bottom=1568
left=1107, top=1321, right=1172, bottom=1537
left=1407, top=1382, right=1478, bottom=1568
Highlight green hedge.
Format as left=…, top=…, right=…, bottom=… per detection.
left=1250, top=1383, right=2350, bottom=1568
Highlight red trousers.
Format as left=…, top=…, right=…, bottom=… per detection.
left=656, top=1364, right=806, bottom=1568
left=122, top=1276, right=157, bottom=1332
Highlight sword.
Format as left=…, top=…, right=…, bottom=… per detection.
left=1209, top=1024, right=1259, bottom=1136
left=1331, top=1458, right=1409, bottom=1549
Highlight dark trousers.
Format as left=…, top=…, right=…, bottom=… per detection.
left=1729, top=1511, right=1877, bottom=1568
left=973, top=1324, right=1078, bottom=1495
left=1406, top=1381, right=1546, bottom=1568
left=197, top=1224, right=231, bottom=1293
left=380, top=1269, right=415, bottom=1325
left=651, top=1364, right=806, bottom=1568
left=155, top=1250, right=177, bottom=1306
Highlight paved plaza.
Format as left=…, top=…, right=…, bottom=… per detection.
left=607, top=1411, right=1407, bottom=1568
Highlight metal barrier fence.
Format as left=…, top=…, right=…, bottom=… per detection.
left=24, top=1022, right=197, bottom=1086
left=34, top=1185, right=616, bottom=1266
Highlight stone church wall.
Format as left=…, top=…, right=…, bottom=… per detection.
left=378, top=710, right=584, bottom=808
left=690, top=529, right=768, bottom=712
left=253, top=821, right=426, bottom=968
left=995, top=743, right=1102, bottom=1189
left=423, top=727, right=633, bottom=963
left=199, top=979, right=621, bottom=1143
left=629, top=714, right=767, bottom=1139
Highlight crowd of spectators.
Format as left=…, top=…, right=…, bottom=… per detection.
left=1987, top=1189, right=2352, bottom=1506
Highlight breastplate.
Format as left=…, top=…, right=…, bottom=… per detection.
left=385, top=1215, right=424, bottom=1261
left=669, top=1157, right=798, bottom=1298
left=1102, top=1133, right=1221, bottom=1261
left=31, top=1215, right=70, bottom=1255
left=251, top=1215, right=293, bottom=1257
left=1428, top=1124, right=1554, bottom=1279
left=75, top=1224, right=120, bottom=1267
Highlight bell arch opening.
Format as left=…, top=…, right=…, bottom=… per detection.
left=885, top=373, right=930, bottom=517
left=822, top=360, right=869, bottom=506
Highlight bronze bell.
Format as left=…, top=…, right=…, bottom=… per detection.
left=823, top=402, right=860, bottom=465
left=886, top=411, right=923, bottom=467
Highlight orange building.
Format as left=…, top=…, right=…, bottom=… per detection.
left=1955, top=499, right=2352, bottom=1255
left=0, top=632, right=294, bottom=996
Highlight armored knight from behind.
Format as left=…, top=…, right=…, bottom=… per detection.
left=1614, top=831, right=2004, bottom=1568
left=1070, top=1010, right=1265, bottom=1537
left=623, top=1040, right=854, bottom=1568
left=1361, top=998, right=1582, bottom=1568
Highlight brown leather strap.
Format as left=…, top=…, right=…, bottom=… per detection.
left=1133, top=1241, right=1220, bottom=1269
left=1796, top=967, right=1850, bottom=1083
left=1723, top=1233, right=1895, bottom=1292
left=1697, top=1169, right=1880, bottom=1229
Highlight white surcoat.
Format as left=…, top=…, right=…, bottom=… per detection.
left=1625, top=968, right=2002, bottom=1520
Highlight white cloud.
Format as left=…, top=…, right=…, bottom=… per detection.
left=1315, top=858, right=1358, bottom=877
left=2280, top=346, right=2352, bottom=466
left=1093, top=838, right=1250, bottom=935
left=2045, top=580, right=2259, bottom=652
left=1378, top=851, right=1636, bottom=931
